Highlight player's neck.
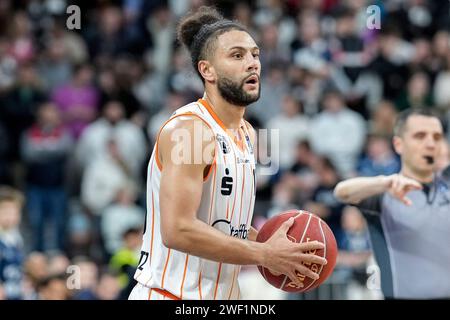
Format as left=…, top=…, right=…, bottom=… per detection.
left=400, top=166, right=433, bottom=184
left=203, top=90, right=245, bottom=130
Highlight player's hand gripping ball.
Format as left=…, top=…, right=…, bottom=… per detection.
left=256, top=210, right=337, bottom=292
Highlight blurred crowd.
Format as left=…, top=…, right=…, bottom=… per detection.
left=1, top=0, right=450, bottom=300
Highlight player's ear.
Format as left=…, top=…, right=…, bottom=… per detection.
left=198, top=60, right=216, bottom=83
left=392, top=135, right=403, bottom=155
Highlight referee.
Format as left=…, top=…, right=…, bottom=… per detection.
left=334, top=109, right=450, bottom=299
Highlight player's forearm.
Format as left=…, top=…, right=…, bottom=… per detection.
left=163, top=218, right=267, bottom=266
left=334, top=175, right=391, bottom=204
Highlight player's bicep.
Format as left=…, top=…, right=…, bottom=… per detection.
left=159, top=160, right=204, bottom=244
left=157, top=117, right=214, bottom=246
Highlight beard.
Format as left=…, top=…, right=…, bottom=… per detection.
left=217, top=75, right=261, bottom=107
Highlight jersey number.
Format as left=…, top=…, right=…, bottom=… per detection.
left=137, top=251, right=149, bottom=270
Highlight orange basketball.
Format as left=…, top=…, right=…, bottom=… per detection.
left=256, top=210, right=337, bottom=293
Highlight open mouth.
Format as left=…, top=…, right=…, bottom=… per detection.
left=244, top=75, right=259, bottom=85
left=423, top=156, right=434, bottom=165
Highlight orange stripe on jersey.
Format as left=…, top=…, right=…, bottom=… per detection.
left=147, top=156, right=156, bottom=265
left=207, top=163, right=218, bottom=225
left=154, top=111, right=215, bottom=171
left=245, top=167, right=255, bottom=226
left=213, top=263, right=223, bottom=300
left=153, top=288, right=181, bottom=300
left=229, top=146, right=238, bottom=221
left=203, top=156, right=216, bottom=182
left=198, top=99, right=245, bottom=153
left=238, top=164, right=246, bottom=225
left=179, top=254, right=189, bottom=299
left=198, top=272, right=203, bottom=300
left=227, top=267, right=238, bottom=300
left=148, top=288, right=152, bottom=300
left=149, top=190, right=155, bottom=262
left=161, top=248, right=171, bottom=288
left=225, top=200, right=230, bottom=220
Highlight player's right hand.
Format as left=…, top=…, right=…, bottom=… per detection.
left=263, top=217, right=327, bottom=288
left=387, top=174, right=423, bottom=206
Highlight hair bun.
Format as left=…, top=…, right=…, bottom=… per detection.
left=177, top=6, right=224, bottom=50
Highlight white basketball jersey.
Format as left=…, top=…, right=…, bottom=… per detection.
left=134, top=98, right=256, bottom=300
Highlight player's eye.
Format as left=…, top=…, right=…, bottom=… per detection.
left=232, top=53, right=242, bottom=59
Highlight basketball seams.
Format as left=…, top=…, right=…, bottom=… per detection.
left=303, top=216, right=327, bottom=291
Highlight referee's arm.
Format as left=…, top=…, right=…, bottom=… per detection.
left=334, top=174, right=422, bottom=206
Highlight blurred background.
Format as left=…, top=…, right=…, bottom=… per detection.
left=0, top=0, right=449, bottom=300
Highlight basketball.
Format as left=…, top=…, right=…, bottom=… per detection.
left=256, top=210, right=338, bottom=293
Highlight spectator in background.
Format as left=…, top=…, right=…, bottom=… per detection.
left=147, top=90, right=186, bottom=143
left=282, top=140, right=320, bottom=206
left=433, top=52, right=450, bottom=113
left=429, top=30, right=449, bottom=76
left=111, top=57, right=145, bottom=119
left=80, top=139, right=131, bottom=216
left=336, top=206, right=372, bottom=299
left=100, top=184, right=144, bottom=256
left=266, top=180, right=299, bottom=219
left=74, top=268, right=121, bottom=300
left=1, top=63, right=46, bottom=164
left=51, top=63, right=99, bottom=140
left=166, top=47, right=203, bottom=96
left=43, top=17, right=89, bottom=65
left=109, top=227, right=141, bottom=299
left=37, top=273, right=70, bottom=300
left=7, top=11, right=36, bottom=64
left=247, top=61, right=289, bottom=125
left=94, top=270, right=121, bottom=300
left=22, top=252, right=48, bottom=300
left=329, top=6, right=381, bottom=118
left=38, top=38, right=73, bottom=93
left=368, top=100, right=398, bottom=138
left=291, top=11, right=329, bottom=72
left=267, top=94, right=309, bottom=170
left=76, top=100, right=147, bottom=180
left=71, top=257, right=99, bottom=300
left=86, top=6, right=132, bottom=60
left=0, top=37, right=17, bottom=93
left=309, top=89, right=367, bottom=177
left=357, top=135, right=400, bottom=177
left=47, top=252, right=70, bottom=276
left=0, top=186, right=25, bottom=300
left=436, top=140, right=450, bottom=174
left=0, top=122, right=9, bottom=184
left=145, top=4, right=175, bottom=77
left=395, top=71, right=433, bottom=111
left=304, top=157, right=345, bottom=241
left=258, top=22, right=290, bottom=71
left=21, top=102, right=73, bottom=252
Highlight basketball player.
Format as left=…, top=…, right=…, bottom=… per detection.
left=334, top=109, right=450, bottom=299
left=129, top=7, right=327, bottom=300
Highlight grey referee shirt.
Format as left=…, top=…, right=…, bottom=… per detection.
left=358, top=171, right=450, bottom=299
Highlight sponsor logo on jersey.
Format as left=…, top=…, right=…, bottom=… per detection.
left=212, top=219, right=249, bottom=239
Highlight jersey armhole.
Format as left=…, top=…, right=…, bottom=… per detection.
left=154, top=112, right=217, bottom=182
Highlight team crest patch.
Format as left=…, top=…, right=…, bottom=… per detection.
left=216, top=134, right=230, bottom=154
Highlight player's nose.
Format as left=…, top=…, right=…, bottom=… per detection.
left=245, top=54, right=260, bottom=73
